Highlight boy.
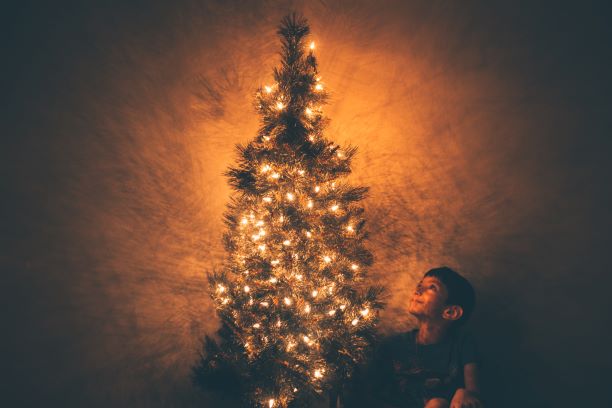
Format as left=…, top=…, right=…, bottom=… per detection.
left=366, top=266, right=483, bottom=407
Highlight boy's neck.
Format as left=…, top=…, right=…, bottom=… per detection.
left=415, top=320, right=450, bottom=345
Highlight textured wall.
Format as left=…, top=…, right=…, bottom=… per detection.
left=4, top=0, right=611, bottom=406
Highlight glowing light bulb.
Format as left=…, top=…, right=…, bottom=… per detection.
left=351, top=264, right=359, bottom=270
left=244, top=285, right=250, bottom=293
left=265, top=85, right=272, bottom=94
left=263, top=196, right=272, bottom=203
left=286, top=192, right=295, bottom=201
left=310, top=41, right=315, bottom=50
left=314, top=369, right=323, bottom=378
left=271, top=172, right=280, bottom=179
left=287, top=341, right=295, bottom=351
left=304, top=304, right=311, bottom=313
left=307, top=200, right=313, bottom=208
left=305, top=231, right=312, bottom=238
left=283, top=239, right=291, bottom=246
left=351, top=319, right=359, bottom=326
left=330, top=204, right=339, bottom=212
left=252, top=234, right=260, bottom=241
left=217, top=284, right=226, bottom=293
left=261, top=301, right=269, bottom=307
left=298, top=169, right=305, bottom=175
left=222, top=298, right=229, bottom=304
left=314, top=186, right=321, bottom=193
left=261, top=164, right=271, bottom=173
left=284, top=297, right=292, bottom=305
left=269, top=277, right=278, bottom=283
left=347, top=224, right=354, bottom=232
left=279, top=215, right=284, bottom=222
left=271, top=259, right=280, bottom=266
left=276, top=101, right=285, bottom=110
left=305, top=107, right=313, bottom=116
left=360, top=308, right=370, bottom=317
left=268, top=398, right=275, bottom=408
left=258, top=244, right=266, bottom=251
left=315, top=84, right=323, bottom=91
left=259, top=229, right=266, bottom=237
left=328, top=309, right=336, bottom=316
left=340, top=304, right=346, bottom=310
left=241, top=217, right=248, bottom=225
left=296, top=274, right=303, bottom=280
left=253, top=323, right=261, bottom=328
left=303, top=335, right=310, bottom=343
left=256, top=220, right=264, bottom=226
left=323, top=256, right=332, bottom=263
left=308, top=135, right=315, bottom=141
left=276, top=319, right=282, bottom=327
left=263, top=136, right=270, bottom=141
left=312, top=290, right=318, bottom=297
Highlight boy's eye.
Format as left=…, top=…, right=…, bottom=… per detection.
left=429, top=285, right=437, bottom=291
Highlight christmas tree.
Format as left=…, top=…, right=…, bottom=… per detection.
left=193, top=13, right=384, bottom=408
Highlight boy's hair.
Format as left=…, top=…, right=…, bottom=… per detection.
left=425, top=266, right=476, bottom=326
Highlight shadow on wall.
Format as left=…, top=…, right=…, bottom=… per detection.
left=472, top=289, right=534, bottom=406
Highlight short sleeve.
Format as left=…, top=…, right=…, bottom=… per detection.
left=458, top=331, right=479, bottom=366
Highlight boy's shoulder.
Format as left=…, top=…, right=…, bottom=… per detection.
left=452, top=328, right=478, bottom=346
left=450, top=329, right=480, bottom=366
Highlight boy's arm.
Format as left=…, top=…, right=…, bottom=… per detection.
left=450, top=363, right=482, bottom=408
left=464, top=363, right=481, bottom=395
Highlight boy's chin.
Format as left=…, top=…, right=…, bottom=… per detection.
left=409, top=305, right=435, bottom=320
left=408, top=306, right=422, bottom=317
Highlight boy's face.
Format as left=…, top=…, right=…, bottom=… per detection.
left=409, top=276, right=449, bottom=320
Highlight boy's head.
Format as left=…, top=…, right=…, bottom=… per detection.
left=408, top=266, right=476, bottom=328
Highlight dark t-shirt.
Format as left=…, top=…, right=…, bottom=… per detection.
left=368, top=329, right=478, bottom=407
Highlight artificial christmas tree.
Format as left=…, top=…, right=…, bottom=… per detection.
left=193, top=13, right=384, bottom=408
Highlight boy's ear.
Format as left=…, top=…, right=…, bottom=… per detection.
left=442, top=305, right=463, bottom=322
